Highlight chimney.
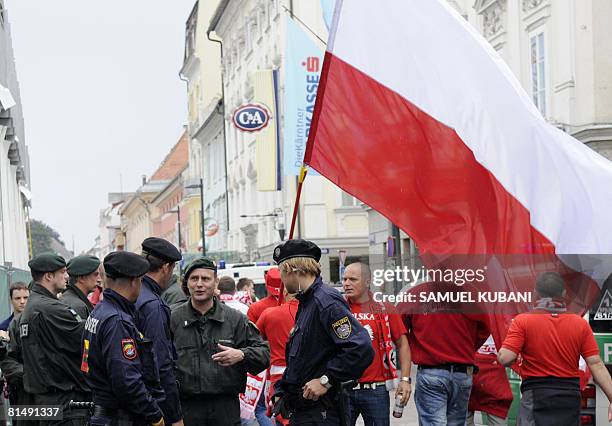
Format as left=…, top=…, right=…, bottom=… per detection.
left=142, top=175, right=147, bottom=185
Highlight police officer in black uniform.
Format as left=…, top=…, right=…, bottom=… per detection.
left=272, top=240, right=375, bottom=425
left=82, top=251, right=165, bottom=426
left=64, top=255, right=101, bottom=319
left=136, top=238, right=183, bottom=425
left=9, top=253, right=91, bottom=425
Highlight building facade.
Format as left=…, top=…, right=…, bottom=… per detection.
left=97, top=192, right=133, bottom=258
left=0, top=6, right=30, bottom=269
left=208, top=0, right=369, bottom=282
left=180, top=0, right=229, bottom=255
left=119, top=132, right=189, bottom=253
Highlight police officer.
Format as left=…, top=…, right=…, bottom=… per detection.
left=9, top=253, right=91, bottom=425
left=82, top=251, right=165, bottom=426
left=136, top=238, right=183, bottom=425
left=170, top=257, right=270, bottom=426
left=64, top=255, right=101, bottom=319
left=272, top=240, right=375, bottom=425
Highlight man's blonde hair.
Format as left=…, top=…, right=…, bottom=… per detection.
left=279, top=257, right=321, bottom=277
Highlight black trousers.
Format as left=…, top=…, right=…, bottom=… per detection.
left=182, top=394, right=241, bottom=426
left=33, top=390, right=91, bottom=426
left=289, top=405, right=343, bottom=426
left=518, top=378, right=580, bottom=426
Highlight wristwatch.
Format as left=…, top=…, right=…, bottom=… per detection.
left=319, top=375, right=332, bottom=389
left=401, top=376, right=412, bottom=384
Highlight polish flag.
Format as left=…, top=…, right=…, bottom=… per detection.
left=305, top=0, right=610, bottom=341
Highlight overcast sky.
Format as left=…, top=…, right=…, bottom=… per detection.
left=7, top=0, right=195, bottom=253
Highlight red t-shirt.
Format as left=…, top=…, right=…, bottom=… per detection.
left=404, top=313, right=490, bottom=366
left=248, top=296, right=279, bottom=323
left=501, top=311, right=600, bottom=379
left=256, top=300, right=298, bottom=367
left=349, top=300, right=407, bottom=383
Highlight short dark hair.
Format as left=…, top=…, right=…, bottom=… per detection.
left=218, top=276, right=236, bottom=295
left=10, top=282, right=28, bottom=299
left=69, top=275, right=79, bottom=286
left=105, top=275, right=132, bottom=289
left=142, top=252, right=168, bottom=273
left=536, top=272, right=565, bottom=298
left=237, top=278, right=253, bottom=291
left=31, top=270, right=45, bottom=282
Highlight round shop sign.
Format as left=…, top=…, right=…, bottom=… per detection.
left=232, top=104, right=271, bottom=132
left=205, top=221, right=219, bottom=237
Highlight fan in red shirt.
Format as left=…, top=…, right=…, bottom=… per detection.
left=403, top=280, right=490, bottom=426
left=256, top=292, right=299, bottom=426
left=248, top=267, right=282, bottom=323
left=498, top=272, right=612, bottom=425
left=343, top=262, right=412, bottom=425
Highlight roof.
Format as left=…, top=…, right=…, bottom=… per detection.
left=150, top=130, right=189, bottom=181
left=208, top=0, right=230, bottom=34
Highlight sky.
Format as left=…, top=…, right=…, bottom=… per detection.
left=7, top=0, right=196, bottom=253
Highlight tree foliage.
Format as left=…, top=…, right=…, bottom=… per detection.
left=27, top=219, right=65, bottom=257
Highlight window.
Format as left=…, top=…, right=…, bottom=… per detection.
left=341, top=191, right=359, bottom=207
left=530, top=32, right=546, bottom=116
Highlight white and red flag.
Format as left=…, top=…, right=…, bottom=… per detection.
left=304, top=0, right=610, bottom=341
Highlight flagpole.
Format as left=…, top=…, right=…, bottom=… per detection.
left=289, top=165, right=308, bottom=239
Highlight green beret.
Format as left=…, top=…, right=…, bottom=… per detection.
left=183, top=257, right=217, bottom=283
left=67, top=255, right=101, bottom=277
left=28, top=252, right=67, bottom=273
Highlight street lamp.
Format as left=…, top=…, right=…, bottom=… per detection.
left=169, top=206, right=182, bottom=276
left=240, top=209, right=286, bottom=241
left=185, top=178, right=206, bottom=256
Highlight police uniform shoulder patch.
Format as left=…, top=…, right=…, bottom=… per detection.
left=332, top=316, right=352, bottom=339
left=68, top=307, right=83, bottom=322
left=121, top=338, right=137, bottom=360
left=20, top=323, right=28, bottom=338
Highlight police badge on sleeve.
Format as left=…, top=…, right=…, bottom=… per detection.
left=121, top=339, right=137, bottom=360
left=332, top=316, right=352, bottom=339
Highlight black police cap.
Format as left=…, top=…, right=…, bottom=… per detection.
left=67, top=255, right=100, bottom=277
left=28, top=252, right=67, bottom=273
left=183, top=257, right=217, bottom=283
left=142, top=237, right=182, bottom=263
left=103, top=251, right=150, bottom=279
left=273, top=239, right=322, bottom=264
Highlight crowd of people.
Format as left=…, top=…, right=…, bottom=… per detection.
left=0, top=237, right=611, bottom=426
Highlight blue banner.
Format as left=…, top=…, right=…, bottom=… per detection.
left=283, top=16, right=324, bottom=176
left=320, top=0, right=336, bottom=31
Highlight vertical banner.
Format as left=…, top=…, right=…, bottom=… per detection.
left=253, top=69, right=281, bottom=191
left=283, top=16, right=324, bottom=176
left=320, top=0, right=336, bottom=31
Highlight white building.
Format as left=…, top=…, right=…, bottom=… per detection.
left=0, top=6, right=31, bottom=269
left=180, top=0, right=230, bottom=256
left=369, top=0, right=612, bottom=264
left=208, top=0, right=370, bottom=282
left=97, top=192, right=133, bottom=258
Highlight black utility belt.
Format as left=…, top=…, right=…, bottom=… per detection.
left=418, top=364, right=476, bottom=374
left=93, top=405, right=133, bottom=420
